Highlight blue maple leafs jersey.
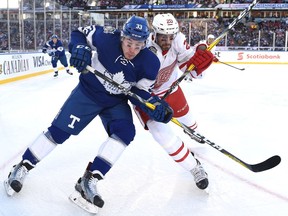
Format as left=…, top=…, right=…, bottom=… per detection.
left=43, top=39, right=66, bottom=57
left=69, top=25, right=160, bottom=107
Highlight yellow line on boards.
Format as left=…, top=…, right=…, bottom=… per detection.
left=0, top=67, right=67, bottom=85
left=0, top=62, right=287, bottom=85
left=214, top=62, right=288, bottom=65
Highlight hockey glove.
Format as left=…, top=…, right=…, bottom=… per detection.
left=70, top=44, right=92, bottom=72
left=42, top=48, right=47, bottom=54
left=186, top=45, right=214, bottom=76
left=140, top=96, right=173, bottom=124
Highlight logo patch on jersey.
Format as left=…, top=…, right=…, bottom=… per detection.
left=118, top=56, right=129, bottom=66
left=154, top=59, right=177, bottom=89
left=148, top=46, right=157, bottom=55
left=115, top=55, right=135, bottom=67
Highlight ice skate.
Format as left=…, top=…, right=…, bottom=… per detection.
left=69, top=169, right=104, bottom=214
left=66, top=69, right=73, bottom=75
left=191, top=159, right=209, bottom=190
left=53, top=71, right=58, bottom=77
left=4, top=160, right=34, bottom=196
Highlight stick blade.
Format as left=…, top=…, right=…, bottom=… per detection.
left=249, top=155, right=281, bottom=172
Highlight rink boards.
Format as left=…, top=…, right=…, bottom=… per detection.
left=0, top=50, right=287, bottom=84
left=0, top=52, right=70, bottom=84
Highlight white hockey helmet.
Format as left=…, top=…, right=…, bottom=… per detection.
left=152, top=13, right=179, bottom=35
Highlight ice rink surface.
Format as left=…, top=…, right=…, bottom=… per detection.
left=0, top=63, right=288, bottom=216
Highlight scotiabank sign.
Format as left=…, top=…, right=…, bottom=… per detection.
left=237, top=52, right=281, bottom=61
left=218, top=51, right=288, bottom=64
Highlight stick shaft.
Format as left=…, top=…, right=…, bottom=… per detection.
left=218, top=61, right=245, bottom=71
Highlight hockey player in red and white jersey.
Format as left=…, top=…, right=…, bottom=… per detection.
left=134, top=13, right=214, bottom=190
left=203, top=34, right=219, bottom=63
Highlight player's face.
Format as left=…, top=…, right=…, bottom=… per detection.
left=156, top=34, right=175, bottom=51
left=207, top=38, right=214, bottom=45
left=52, top=38, right=58, bottom=44
left=122, top=37, right=145, bottom=60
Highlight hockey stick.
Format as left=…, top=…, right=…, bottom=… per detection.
left=161, top=0, right=260, bottom=100
left=177, top=122, right=281, bottom=172
left=218, top=60, right=245, bottom=71
left=86, top=65, right=281, bottom=173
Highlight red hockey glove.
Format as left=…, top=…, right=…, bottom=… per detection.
left=186, top=48, right=214, bottom=75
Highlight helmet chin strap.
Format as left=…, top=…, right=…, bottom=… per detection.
left=152, top=33, right=157, bottom=43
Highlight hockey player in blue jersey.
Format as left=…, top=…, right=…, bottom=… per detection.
left=4, top=16, right=173, bottom=213
left=42, top=34, right=73, bottom=77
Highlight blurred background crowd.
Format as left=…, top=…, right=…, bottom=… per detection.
left=0, top=0, right=287, bottom=52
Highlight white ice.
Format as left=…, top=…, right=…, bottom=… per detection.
left=0, top=64, right=288, bottom=216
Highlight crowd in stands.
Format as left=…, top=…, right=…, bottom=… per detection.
left=0, top=19, right=80, bottom=50
left=97, top=0, right=288, bottom=7
left=14, top=0, right=288, bottom=10
left=184, top=18, right=288, bottom=50
left=1, top=0, right=288, bottom=51
left=1, top=17, right=287, bottom=51
left=56, top=0, right=89, bottom=8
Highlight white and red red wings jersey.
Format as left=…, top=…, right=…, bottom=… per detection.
left=146, top=32, right=195, bottom=96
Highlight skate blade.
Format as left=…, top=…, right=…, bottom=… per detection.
left=69, top=191, right=99, bottom=214
left=3, top=180, right=15, bottom=196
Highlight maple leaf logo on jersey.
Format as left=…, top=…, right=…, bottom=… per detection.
left=102, top=70, right=132, bottom=95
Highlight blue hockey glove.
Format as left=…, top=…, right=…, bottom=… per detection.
left=140, top=96, right=173, bottom=123
left=42, top=48, right=47, bottom=54
left=70, top=44, right=92, bottom=72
